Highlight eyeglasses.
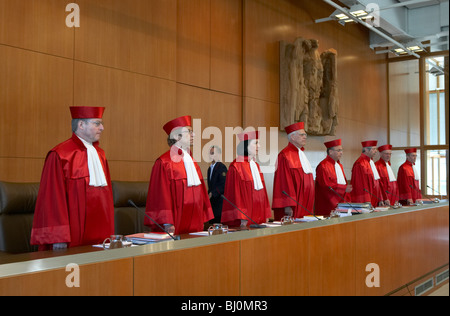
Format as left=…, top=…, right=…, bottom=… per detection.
left=180, top=129, right=194, bottom=135
left=89, top=120, right=104, bottom=127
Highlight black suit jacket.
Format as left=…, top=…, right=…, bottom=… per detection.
left=207, top=162, right=227, bottom=221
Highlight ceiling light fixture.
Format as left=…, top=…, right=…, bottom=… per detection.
left=315, top=0, right=422, bottom=58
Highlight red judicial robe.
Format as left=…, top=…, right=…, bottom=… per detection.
left=375, top=159, right=399, bottom=205
left=397, top=160, right=422, bottom=203
left=145, top=146, right=213, bottom=235
left=30, top=134, right=114, bottom=250
left=314, top=155, right=348, bottom=216
left=350, top=154, right=383, bottom=207
left=272, top=142, right=315, bottom=219
left=221, top=156, right=271, bottom=227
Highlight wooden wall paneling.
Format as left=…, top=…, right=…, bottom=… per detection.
left=308, top=222, right=356, bottom=296
left=336, top=117, right=389, bottom=178
left=0, top=0, right=74, bottom=58
left=133, top=241, right=240, bottom=296
left=403, top=208, right=449, bottom=280
left=243, top=0, right=287, bottom=104
left=388, top=60, right=421, bottom=147
left=240, top=230, right=310, bottom=296
left=107, top=161, right=154, bottom=182
left=434, top=206, right=450, bottom=265
left=390, top=211, right=432, bottom=287
left=0, top=45, right=74, bottom=182
left=242, top=97, right=280, bottom=185
left=0, top=46, right=74, bottom=158
left=327, top=23, right=388, bottom=143
left=74, top=0, right=177, bottom=80
left=73, top=61, right=177, bottom=181
left=205, top=90, right=243, bottom=170
left=210, top=0, right=243, bottom=96
left=177, top=0, right=211, bottom=89
left=241, top=0, right=388, bottom=180
left=176, top=83, right=242, bottom=175
left=354, top=216, right=399, bottom=296
left=1, top=0, right=389, bottom=185
left=0, top=258, right=133, bottom=296
left=243, top=97, right=279, bottom=129
left=0, top=158, right=45, bottom=183
left=355, top=206, right=450, bottom=296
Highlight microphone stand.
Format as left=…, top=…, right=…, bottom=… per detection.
left=128, top=200, right=180, bottom=241
left=385, top=190, right=402, bottom=209
left=426, top=185, right=442, bottom=202
left=328, top=186, right=362, bottom=214
left=409, top=185, right=439, bottom=204
left=281, top=191, right=322, bottom=220
left=221, top=194, right=266, bottom=229
left=363, top=188, right=380, bottom=210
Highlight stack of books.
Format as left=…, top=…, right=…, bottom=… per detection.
left=126, top=232, right=173, bottom=245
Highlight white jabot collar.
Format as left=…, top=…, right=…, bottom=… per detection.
left=77, top=136, right=108, bottom=187
left=297, top=147, right=313, bottom=174
left=369, top=159, right=380, bottom=180
left=385, top=162, right=396, bottom=182
left=249, top=159, right=264, bottom=191
left=412, top=163, right=420, bottom=181
left=335, top=161, right=347, bottom=185
left=179, top=147, right=201, bottom=187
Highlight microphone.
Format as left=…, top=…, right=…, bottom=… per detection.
left=281, top=191, right=322, bottom=220
left=385, top=190, right=402, bottom=208
left=363, top=188, right=381, bottom=208
left=128, top=200, right=180, bottom=241
left=328, top=186, right=362, bottom=214
left=221, top=194, right=266, bottom=229
left=409, top=185, right=438, bottom=203
left=426, top=185, right=443, bottom=201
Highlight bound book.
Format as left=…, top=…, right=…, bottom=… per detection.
left=126, top=232, right=172, bottom=244
left=337, top=203, right=371, bottom=209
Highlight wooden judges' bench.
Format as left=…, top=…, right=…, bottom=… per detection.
left=0, top=202, right=448, bottom=296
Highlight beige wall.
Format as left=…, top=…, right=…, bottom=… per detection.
left=0, top=0, right=388, bottom=186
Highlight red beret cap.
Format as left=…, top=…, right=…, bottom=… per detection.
left=361, top=140, right=378, bottom=147
left=285, top=122, right=305, bottom=134
left=378, top=144, right=392, bottom=152
left=404, top=148, right=417, bottom=154
left=163, top=116, right=192, bottom=135
left=324, top=139, right=342, bottom=148
left=70, top=106, right=105, bottom=119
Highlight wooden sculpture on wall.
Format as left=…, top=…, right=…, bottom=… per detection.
left=280, top=38, right=338, bottom=136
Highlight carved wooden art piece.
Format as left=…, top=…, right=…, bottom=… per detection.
left=280, top=38, right=338, bottom=136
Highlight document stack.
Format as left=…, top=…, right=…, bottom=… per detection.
left=336, top=203, right=372, bottom=214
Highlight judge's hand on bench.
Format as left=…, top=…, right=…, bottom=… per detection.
left=163, top=224, right=175, bottom=234
left=53, top=243, right=68, bottom=250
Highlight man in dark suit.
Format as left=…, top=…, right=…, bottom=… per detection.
left=207, top=146, right=227, bottom=223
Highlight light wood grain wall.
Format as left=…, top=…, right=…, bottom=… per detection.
left=0, top=0, right=387, bottom=183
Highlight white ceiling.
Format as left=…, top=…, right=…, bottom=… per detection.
left=322, top=0, right=449, bottom=55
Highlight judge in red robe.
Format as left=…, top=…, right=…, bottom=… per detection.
left=272, top=122, right=315, bottom=220
left=314, top=139, right=352, bottom=216
left=31, top=107, right=114, bottom=251
left=145, top=116, right=213, bottom=235
left=221, top=131, right=271, bottom=227
left=375, top=144, right=399, bottom=206
left=350, top=140, right=384, bottom=207
left=397, top=148, right=422, bottom=205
